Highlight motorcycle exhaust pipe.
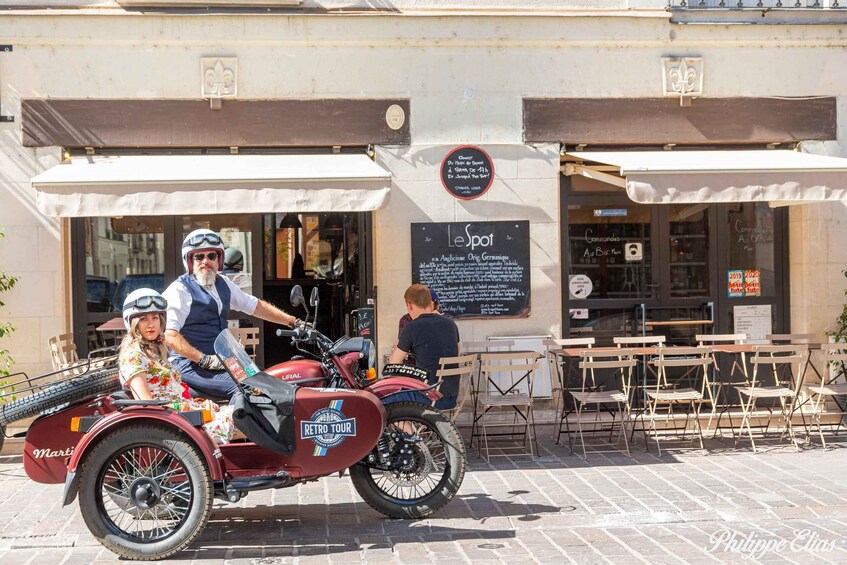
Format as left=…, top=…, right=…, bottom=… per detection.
left=221, top=471, right=292, bottom=502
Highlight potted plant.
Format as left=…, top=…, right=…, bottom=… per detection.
left=831, top=269, right=847, bottom=344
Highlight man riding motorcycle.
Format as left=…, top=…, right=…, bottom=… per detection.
left=163, top=228, right=301, bottom=399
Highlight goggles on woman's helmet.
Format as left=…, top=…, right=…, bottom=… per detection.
left=126, top=294, right=167, bottom=311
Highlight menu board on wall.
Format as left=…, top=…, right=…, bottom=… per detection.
left=411, top=221, right=530, bottom=318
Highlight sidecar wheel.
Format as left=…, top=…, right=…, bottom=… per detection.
left=78, top=424, right=212, bottom=561
left=350, top=401, right=465, bottom=519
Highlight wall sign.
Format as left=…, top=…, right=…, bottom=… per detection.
left=440, top=145, right=494, bottom=200
left=411, top=221, right=530, bottom=318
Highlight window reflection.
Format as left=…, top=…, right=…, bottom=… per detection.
left=568, top=204, right=652, bottom=299
left=727, top=203, right=775, bottom=297
left=84, top=217, right=165, bottom=313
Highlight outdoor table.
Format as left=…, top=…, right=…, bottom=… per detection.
left=552, top=346, right=660, bottom=451
left=95, top=316, right=126, bottom=348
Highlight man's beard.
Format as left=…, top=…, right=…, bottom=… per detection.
left=194, top=268, right=217, bottom=287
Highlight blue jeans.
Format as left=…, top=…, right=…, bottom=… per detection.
left=171, top=355, right=239, bottom=400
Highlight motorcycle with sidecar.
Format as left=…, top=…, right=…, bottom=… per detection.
left=7, top=286, right=466, bottom=561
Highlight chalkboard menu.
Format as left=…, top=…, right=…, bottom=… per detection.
left=411, top=221, right=530, bottom=319
left=440, top=145, right=494, bottom=200
left=353, top=307, right=375, bottom=339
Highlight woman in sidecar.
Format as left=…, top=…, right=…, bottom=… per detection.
left=118, top=288, right=236, bottom=444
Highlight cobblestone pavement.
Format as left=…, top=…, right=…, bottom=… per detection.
left=2, top=432, right=847, bottom=564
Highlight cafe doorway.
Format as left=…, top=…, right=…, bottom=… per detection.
left=562, top=175, right=789, bottom=345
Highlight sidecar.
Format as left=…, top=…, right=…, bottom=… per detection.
left=18, top=369, right=386, bottom=560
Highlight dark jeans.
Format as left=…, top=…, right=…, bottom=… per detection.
left=383, top=390, right=457, bottom=411
left=171, top=355, right=239, bottom=400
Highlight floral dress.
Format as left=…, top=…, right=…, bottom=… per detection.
left=118, top=344, right=236, bottom=444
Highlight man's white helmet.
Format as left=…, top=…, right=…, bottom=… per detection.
left=122, top=288, right=168, bottom=330
left=181, top=228, right=225, bottom=274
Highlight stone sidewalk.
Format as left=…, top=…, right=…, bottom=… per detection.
left=2, top=433, right=847, bottom=564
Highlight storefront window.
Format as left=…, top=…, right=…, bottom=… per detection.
left=182, top=215, right=253, bottom=294
left=83, top=217, right=165, bottom=313
left=727, top=203, right=775, bottom=297
left=669, top=204, right=710, bottom=298
left=265, top=213, right=353, bottom=281
left=568, top=204, right=652, bottom=299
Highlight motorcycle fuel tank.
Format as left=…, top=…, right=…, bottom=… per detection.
left=265, top=358, right=327, bottom=386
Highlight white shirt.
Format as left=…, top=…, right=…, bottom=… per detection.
left=163, top=275, right=259, bottom=333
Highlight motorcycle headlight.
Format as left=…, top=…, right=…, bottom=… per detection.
left=364, top=339, right=376, bottom=369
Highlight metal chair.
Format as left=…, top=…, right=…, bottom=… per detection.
left=736, top=344, right=809, bottom=452
left=542, top=337, right=595, bottom=449
left=570, top=348, right=636, bottom=458
left=806, top=343, right=847, bottom=448
left=474, top=352, right=539, bottom=461
left=434, top=354, right=478, bottom=423
left=460, top=339, right=514, bottom=450
left=644, top=346, right=714, bottom=455
left=696, top=333, right=748, bottom=436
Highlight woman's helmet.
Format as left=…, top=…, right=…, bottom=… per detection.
left=122, top=288, right=168, bottom=330
left=181, top=228, right=225, bottom=274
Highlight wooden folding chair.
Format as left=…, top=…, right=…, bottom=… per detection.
left=475, top=352, right=539, bottom=461
left=47, top=333, right=80, bottom=371
left=434, top=354, right=478, bottom=423
left=229, top=326, right=260, bottom=360
left=806, top=343, right=847, bottom=448
left=570, top=348, right=636, bottom=458
left=736, top=344, right=808, bottom=452
left=644, top=346, right=713, bottom=455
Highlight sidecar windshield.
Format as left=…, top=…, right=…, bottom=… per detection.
left=213, top=329, right=260, bottom=381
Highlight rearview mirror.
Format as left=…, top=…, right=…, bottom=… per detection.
left=290, top=285, right=305, bottom=308
left=309, top=286, right=320, bottom=307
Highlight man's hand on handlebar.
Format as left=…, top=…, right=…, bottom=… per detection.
left=197, top=353, right=226, bottom=372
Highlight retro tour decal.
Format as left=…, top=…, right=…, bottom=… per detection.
left=301, top=400, right=357, bottom=456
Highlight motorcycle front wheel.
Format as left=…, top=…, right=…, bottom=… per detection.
left=350, top=401, right=466, bottom=519
left=78, top=424, right=213, bottom=561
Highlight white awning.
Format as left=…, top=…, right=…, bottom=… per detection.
left=563, top=150, right=847, bottom=205
left=31, top=154, right=392, bottom=217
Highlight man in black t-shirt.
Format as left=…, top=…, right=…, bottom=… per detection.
left=388, top=284, right=460, bottom=409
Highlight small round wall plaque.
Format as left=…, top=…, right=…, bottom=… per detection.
left=440, top=145, right=494, bottom=200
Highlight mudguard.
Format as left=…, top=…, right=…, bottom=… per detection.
left=365, top=376, right=442, bottom=403
left=62, top=407, right=224, bottom=506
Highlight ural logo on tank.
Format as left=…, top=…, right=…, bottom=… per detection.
left=280, top=372, right=302, bottom=381
left=31, top=446, right=74, bottom=459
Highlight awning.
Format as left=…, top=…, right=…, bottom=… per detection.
left=563, top=150, right=847, bottom=205
left=31, top=154, right=392, bottom=217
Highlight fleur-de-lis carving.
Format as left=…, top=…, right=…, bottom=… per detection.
left=202, top=58, right=236, bottom=97
left=668, top=59, right=698, bottom=95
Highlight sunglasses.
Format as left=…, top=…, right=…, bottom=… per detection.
left=192, top=251, right=219, bottom=262
left=186, top=233, right=222, bottom=248
left=128, top=295, right=168, bottom=310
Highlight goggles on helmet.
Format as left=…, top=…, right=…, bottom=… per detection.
left=186, top=232, right=223, bottom=248
left=126, top=295, right=168, bottom=311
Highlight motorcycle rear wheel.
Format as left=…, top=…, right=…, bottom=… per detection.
left=78, top=424, right=212, bottom=561
left=350, top=401, right=465, bottom=519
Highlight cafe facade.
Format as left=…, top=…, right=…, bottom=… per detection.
left=3, top=1, right=847, bottom=378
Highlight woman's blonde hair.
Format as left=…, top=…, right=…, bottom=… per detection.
left=118, top=313, right=168, bottom=363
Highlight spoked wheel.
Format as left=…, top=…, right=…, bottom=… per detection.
left=350, top=402, right=466, bottom=518
left=79, top=425, right=212, bottom=561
